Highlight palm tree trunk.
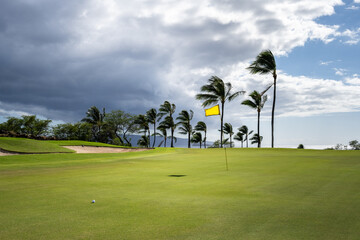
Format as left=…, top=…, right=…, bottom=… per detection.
left=204, top=131, right=207, bottom=148
left=271, top=76, right=277, bottom=148
left=230, top=133, right=232, bottom=148
left=246, top=134, right=249, bottom=148
left=241, top=141, right=243, bottom=148
left=257, top=110, right=260, bottom=148
left=164, top=135, right=167, bottom=147
left=152, top=123, right=156, bottom=148
left=171, top=128, right=174, bottom=147
left=200, top=141, right=202, bottom=148
left=220, top=102, right=224, bottom=148
left=188, top=131, right=190, bottom=148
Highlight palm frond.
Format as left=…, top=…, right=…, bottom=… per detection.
left=195, top=93, right=218, bottom=101
left=223, top=123, right=233, bottom=135
left=195, top=121, right=207, bottom=131
left=234, top=132, right=244, bottom=141
left=260, top=83, right=273, bottom=96
left=247, top=50, right=276, bottom=75
left=241, top=99, right=257, bottom=109
left=201, top=99, right=219, bottom=107
left=228, top=90, right=245, bottom=102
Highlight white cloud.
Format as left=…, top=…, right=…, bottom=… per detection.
left=320, top=60, right=333, bottom=65
left=68, top=0, right=344, bottom=59
left=345, top=76, right=360, bottom=85
left=354, top=0, right=360, bottom=3
left=338, top=28, right=360, bottom=45
left=334, top=68, right=347, bottom=76
left=345, top=5, right=359, bottom=10
left=276, top=74, right=360, bottom=117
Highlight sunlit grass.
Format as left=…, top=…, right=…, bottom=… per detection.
left=1, top=148, right=360, bottom=239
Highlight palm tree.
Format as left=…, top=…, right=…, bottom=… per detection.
left=191, top=132, right=203, bottom=148
left=196, top=76, right=245, bottom=148
left=223, top=123, right=234, bottom=148
left=238, top=125, right=253, bottom=148
left=241, top=90, right=267, bottom=148
left=158, top=101, right=176, bottom=147
left=194, top=121, right=207, bottom=148
left=247, top=50, right=277, bottom=148
left=176, top=110, right=194, bottom=148
left=81, top=106, right=106, bottom=141
left=234, top=132, right=245, bottom=148
left=157, top=125, right=167, bottom=147
left=137, top=135, right=150, bottom=148
left=135, top=114, right=150, bottom=147
left=250, top=133, right=263, bottom=146
left=158, top=116, right=176, bottom=147
left=146, top=108, right=158, bottom=148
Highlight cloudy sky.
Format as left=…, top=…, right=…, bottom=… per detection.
left=0, top=0, right=359, bottom=148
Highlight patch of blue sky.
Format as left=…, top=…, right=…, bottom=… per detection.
left=278, top=41, right=360, bottom=80
left=316, top=0, right=360, bottom=30
left=277, top=1, right=360, bottom=81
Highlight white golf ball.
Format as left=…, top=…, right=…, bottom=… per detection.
left=92, top=200, right=95, bottom=203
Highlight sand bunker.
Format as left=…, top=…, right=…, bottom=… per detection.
left=63, top=146, right=151, bottom=153
left=0, top=146, right=150, bottom=156
left=0, top=148, right=19, bottom=156
left=0, top=151, right=18, bottom=156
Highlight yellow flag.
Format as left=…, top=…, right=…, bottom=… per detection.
left=205, top=105, right=220, bottom=116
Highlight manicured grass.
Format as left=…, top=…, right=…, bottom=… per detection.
left=0, top=137, right=74, bottom=153
left=0, top=137, right=135, bottom=154
left=1, top=148, right=360, bottom=239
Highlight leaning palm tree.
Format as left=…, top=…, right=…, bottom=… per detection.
left=194, top=121, right=207, bottom=148
left=158, top=116, right=176, bottom=147
left=137, top=135, right=150, bottom=148
left=234, top=132, right=245, bottom=148
left=238, top=125, right=253, bottom=148
left=242, top=90, right=267, bottom=148
left=158, top=101, right=176, bottom=147
left=191, top=132, right=203, bottom=148
left=223, top=123, right=234, bottom=148
left=196, top=76, right=245, bottom=148
left=146, top=108, right=159, bottom=148
left=81, top=106, right=106, bottom=141
left=176, top=110, right=194, bottom=148
left=247, top=50, right=277, bottom=148
left=250, top=133, right=263, bottom=146
left=135, top=114, right=150, bottom=147
left=157, top=125, right=167, bottom=147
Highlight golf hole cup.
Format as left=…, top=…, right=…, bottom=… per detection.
left=92, top=200, right=95, bottom=203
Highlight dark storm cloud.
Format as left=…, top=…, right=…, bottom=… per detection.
left=0, top=0, right=256, bottom=122
left=0, top=0, right=344, bottom=124
left=0, top=1, right=175, bottom=121
left=0, top=1, right=83, bottom=45
left=212, top=0, right=270, bottom=15
left=256, top=18, right=285, bottom=34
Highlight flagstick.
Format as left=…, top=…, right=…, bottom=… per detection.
left=224, top=147, right=228, bottom=171
left=220, top=114, right=229, bottom=171
left=204, top=104, right=228, bottom=171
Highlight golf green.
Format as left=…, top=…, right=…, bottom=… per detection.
left=1, top=148, right=360, bottom=239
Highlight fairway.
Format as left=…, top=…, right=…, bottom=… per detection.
left=1, top=148, right=360, bottom=239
